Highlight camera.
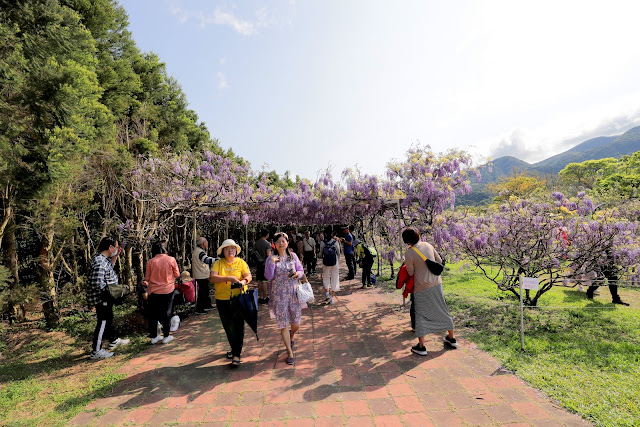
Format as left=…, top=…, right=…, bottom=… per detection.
left=230, top=282, right=243, bottom=289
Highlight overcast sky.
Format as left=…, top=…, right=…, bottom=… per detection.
left=119, top=0, right=640, bottom=180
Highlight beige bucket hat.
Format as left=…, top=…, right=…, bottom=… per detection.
left=217, top=239, right=241, bottom=256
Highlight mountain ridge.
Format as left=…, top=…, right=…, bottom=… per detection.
left=459, top=126, right=640, bottom=205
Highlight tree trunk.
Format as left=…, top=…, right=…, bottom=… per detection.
left=134, top=248, right=144, bottom=287
left=180, top=216, right=187, bottom=271
left=124, top=246, right=134, bottom=291
left=3, top=219, right=24, bottom=322
left=0, top=203, right=13, bottom=251
left=69, top=233, right=79, bottom=287
left=38, top=229, right=59, bottom=329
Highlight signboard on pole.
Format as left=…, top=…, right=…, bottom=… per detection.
left=522, top=277, right=539, bottom=290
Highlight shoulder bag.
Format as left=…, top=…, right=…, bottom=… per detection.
left=411, top=246, right=444, bottom=276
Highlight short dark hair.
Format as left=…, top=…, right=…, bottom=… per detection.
left=324, top=226, right=334, bottom=238
left=97, top=237, right=117, bottom=252
left=151, top=241, right=168, bottom=257
left=402, top=227, right=420, bottom=245
left=260, top=229, right=269, bottom=238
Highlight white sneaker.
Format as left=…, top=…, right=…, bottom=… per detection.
left=577, top=285, right=585, bottom=292
left=162, top=335, right=174, bottom=344
left=593, top=288, right=601, bottom=295
left=150, top=336, right=163, bottom=344
left=325, top=291, right=330, bottom=299
left=170, top=315, right=180, bottom=332
left=108, top=338, right=130, bottom=350
left=90, top=349, right=114, bottom=359
left=329, top=297, right=335, bottom=305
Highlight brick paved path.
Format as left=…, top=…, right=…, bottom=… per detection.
left=71, top=262, right=590, bottom=426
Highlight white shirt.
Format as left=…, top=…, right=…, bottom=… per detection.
left=302, top=237, right=316, bottom=252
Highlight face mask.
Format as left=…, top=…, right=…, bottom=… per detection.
left=110, top=247, right=119, bottom=257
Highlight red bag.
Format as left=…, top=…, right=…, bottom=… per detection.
left=177, top=279, right=196, bottom=303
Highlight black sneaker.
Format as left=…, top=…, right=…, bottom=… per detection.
left=411, top=344, right=428, bottom=356
left=612, top=299, right=630, bottom=306
left=444, top=336, right=458, bottom=348
left=195, top=310, right=207, bottom=315
left=204, top=306, right=215, bottom=312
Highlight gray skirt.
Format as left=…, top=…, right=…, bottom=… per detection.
left=414, top=283, right=454, bottom=337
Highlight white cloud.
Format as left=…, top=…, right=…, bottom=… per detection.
left=219, top=57, right=228, bottom=65
left=482, top=106, right=640, bottom=164
left=217, top=72, right=229, bottom=90
left=167, top=3, right=268, bottom=35
left=211, top=8, right=258, bottom=35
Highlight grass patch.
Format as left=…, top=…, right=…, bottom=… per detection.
left=0, top=300, right=148, bottom=427
left=443, top=262, right=640, bottom=426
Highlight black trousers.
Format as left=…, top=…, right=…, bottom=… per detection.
left=344, top=253, right=356, bottom=278
left=216, top=298, right=245, bottom=358
left=587, top=284, right=621, bottom=301
left=148, top=292, right=174, bottom=338
left=587, top=269, right=622, bottom=302
left=361, top=256, right=374, bottom=285
left=196, top=278, right=212, bottom=310
left=304, top=250, right=315, bottom=274
left=93, top=300, right=115, bottom=352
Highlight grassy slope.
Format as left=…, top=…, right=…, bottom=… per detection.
left=0, top=304, right=147, bottom=427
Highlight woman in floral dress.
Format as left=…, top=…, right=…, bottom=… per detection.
left=265, top=232, right=304, bottom=365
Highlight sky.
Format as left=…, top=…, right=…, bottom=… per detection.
left=118, top=0, right=640, bottom=181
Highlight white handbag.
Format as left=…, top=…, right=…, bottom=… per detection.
left=297, top=281, right=315, bottom=304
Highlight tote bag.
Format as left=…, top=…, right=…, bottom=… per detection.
left=297, top=281, right=315, bottom=304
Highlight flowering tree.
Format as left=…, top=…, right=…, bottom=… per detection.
left=441, top=192, right=640, bottom=306
left=386, top=145, right=478, bottom=231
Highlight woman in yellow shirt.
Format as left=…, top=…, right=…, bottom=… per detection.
left=209, top=239, right=252, bottom=366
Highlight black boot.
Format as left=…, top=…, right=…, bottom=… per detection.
left=612, top=298, right=630, bottom=306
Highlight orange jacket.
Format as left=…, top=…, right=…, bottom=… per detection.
left=396, top=263, right=414, bottom=298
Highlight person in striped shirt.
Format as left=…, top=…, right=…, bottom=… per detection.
left=87, top=237, right=130, bottom=359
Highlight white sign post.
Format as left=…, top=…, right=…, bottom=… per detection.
left=519, top=276, right=539, bottom=351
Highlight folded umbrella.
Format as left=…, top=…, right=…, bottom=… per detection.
left=231, top=283, right=259, bottom=340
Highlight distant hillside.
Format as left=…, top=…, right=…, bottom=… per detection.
left=458, top=126, right=640, bottom=205
left=475, top=156, right=531, bottom=184
left=530, top=136, right=618, bottom=174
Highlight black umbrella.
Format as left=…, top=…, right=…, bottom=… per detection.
left=232, top=283, right=259, bottom=340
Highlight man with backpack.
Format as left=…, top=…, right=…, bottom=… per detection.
left=356, top=240, right=377, bottom=288
left=319, top=227, right=341, bottom=305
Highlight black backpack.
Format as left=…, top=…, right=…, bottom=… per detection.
left=322, top=239, right=337, bottom=266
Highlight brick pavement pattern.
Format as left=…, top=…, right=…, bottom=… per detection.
left=70, top=261, right=590, bottom=426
